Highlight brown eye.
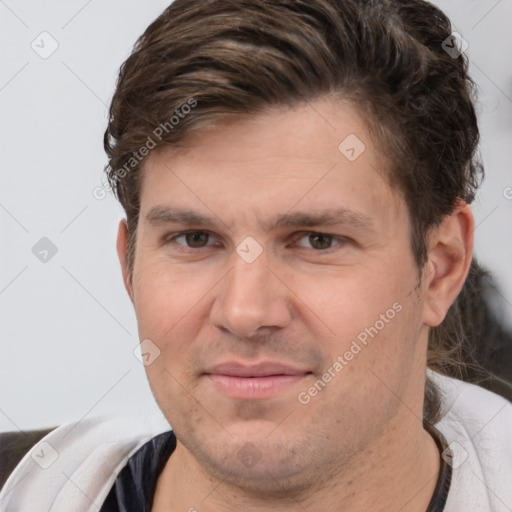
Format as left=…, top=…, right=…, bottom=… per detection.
left=183, top=231, right=210, bottom=248
left=308, top=233, right=334, bottom=250
left=293, top=232, right=348, bottom=252
left=172, top=231, right=210, bottom=249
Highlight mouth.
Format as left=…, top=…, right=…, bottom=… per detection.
left=203, top=361, right=312, bottom=400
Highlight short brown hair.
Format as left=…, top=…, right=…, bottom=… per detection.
left=104, top=0, right=485, bottom=422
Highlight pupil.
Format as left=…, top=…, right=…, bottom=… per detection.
left=187, top=232, right=208, bottom=247
left=310, top=233, right=332, bottom=250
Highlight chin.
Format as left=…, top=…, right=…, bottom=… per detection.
left=207, top=443, right=312, bottom=498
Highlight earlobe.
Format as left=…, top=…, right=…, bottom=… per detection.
left=116, top=219, right=134, bottom=303
left=422, top=202, right=474, bottom=327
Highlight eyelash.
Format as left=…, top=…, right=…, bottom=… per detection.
left=164, top=230, right=349, bottom=253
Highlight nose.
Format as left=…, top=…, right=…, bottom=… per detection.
left=209, top=250, right=292, bottom=339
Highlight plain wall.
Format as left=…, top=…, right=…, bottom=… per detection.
left=1, top=0, right=511, bottom=432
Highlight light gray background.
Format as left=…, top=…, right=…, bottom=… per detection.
left=1, top=0, right=511, bottom=432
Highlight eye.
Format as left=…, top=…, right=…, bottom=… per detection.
left=293, top=232, right=347, bottom=251
left=168, top=230, right=215, bottom=248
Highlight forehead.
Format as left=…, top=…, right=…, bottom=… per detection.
left=139, top=98, right=404, bottom=229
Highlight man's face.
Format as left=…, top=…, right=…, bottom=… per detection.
left=124, top=98, right=430, bottom=490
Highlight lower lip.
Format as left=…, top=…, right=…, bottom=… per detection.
left=207, top=374, right=308, bottom=399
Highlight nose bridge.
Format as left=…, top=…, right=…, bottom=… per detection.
left=210, top=246, right=291, bottom=337
left=229, top=254, right=267, bottom=300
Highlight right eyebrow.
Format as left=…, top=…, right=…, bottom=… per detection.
left=145, top=206, right=220, bottom=228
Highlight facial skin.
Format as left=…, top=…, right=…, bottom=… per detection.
left=117, top=97, right=474, bottom=511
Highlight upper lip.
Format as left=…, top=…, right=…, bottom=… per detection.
left=204, top=361, right=310, bottom=378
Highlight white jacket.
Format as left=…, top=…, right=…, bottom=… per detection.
left=1, top=372, right=511, bottom=511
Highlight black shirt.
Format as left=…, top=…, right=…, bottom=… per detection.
left=100, top=426, right=451, bottom=511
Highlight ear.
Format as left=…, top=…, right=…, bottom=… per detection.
left=422, top=202, right=474, bottom=327
left=116, top=219, right=134, bottom=303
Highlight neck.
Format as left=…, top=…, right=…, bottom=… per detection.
left=151, top=414, right=440, bottom=512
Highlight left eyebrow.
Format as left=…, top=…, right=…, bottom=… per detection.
left=266, top=209, right=374, bottom=232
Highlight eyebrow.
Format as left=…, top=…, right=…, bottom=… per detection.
left=145, top=206, right=374, bottom=232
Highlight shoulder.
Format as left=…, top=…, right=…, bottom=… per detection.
left=432, top=371, right=512, bottom=440
left=430, top=371, right=512, bottom=512
left=0, top=415, right=169, bottom=511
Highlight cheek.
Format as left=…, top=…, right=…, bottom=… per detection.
left=291, top=266, right=410, bottom=335
left=132, top=260, right=217, bottom=392
left=296, top=270, right=420, bottom=384
left=132, top=259, right=212, bottom=337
